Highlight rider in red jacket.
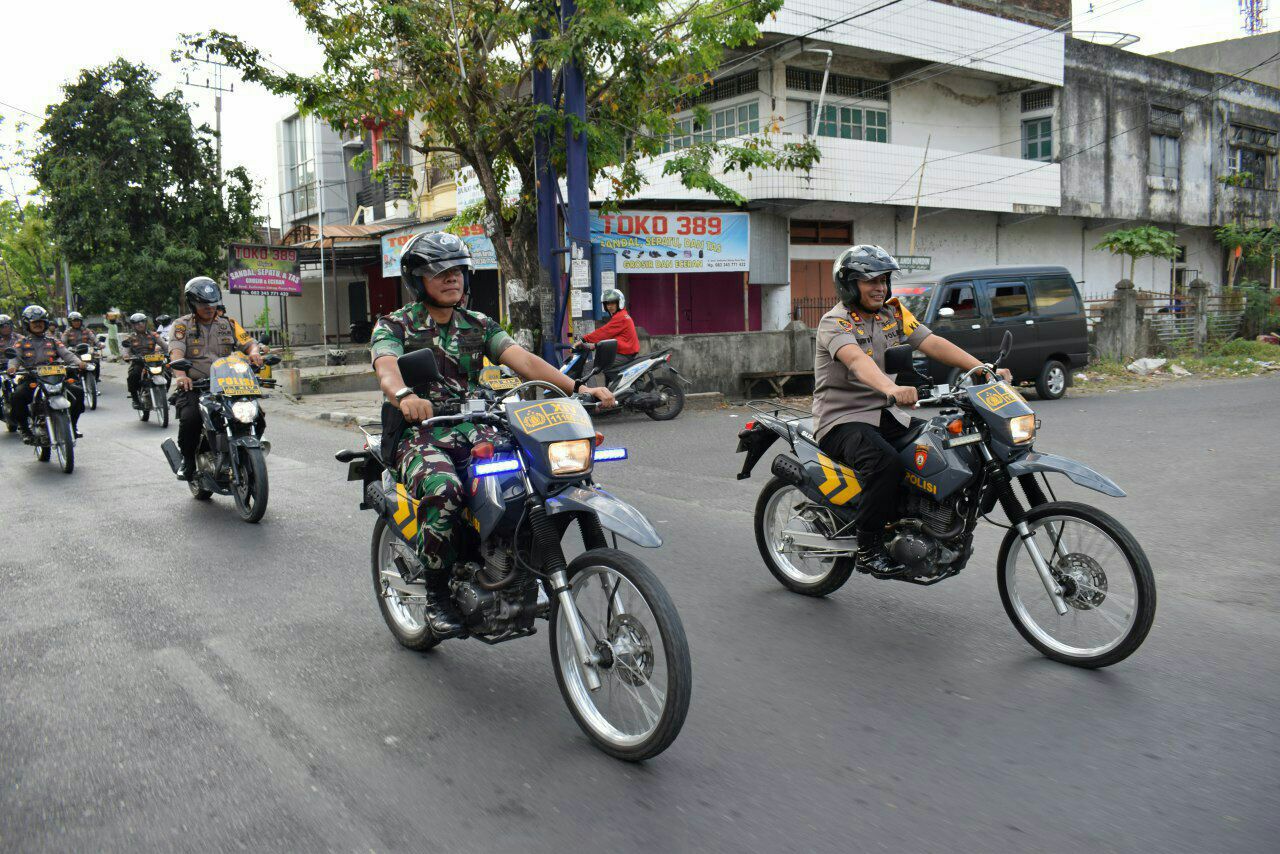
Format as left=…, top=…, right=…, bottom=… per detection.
left=582, top=288, right=639, bottom=356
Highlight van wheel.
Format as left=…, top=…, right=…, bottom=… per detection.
left=1036, top=360, right=1068, bottom=400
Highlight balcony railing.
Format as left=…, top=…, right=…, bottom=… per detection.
left=357, top=175, right=413, bottom=209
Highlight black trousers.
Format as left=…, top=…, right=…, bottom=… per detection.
left=819, top=413, right=917, bottom=538
left=9, top=383, right=85, bottom=430
left=127, top=363, right=144, bottom=396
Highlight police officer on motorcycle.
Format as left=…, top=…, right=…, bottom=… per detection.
left=5, top=305, right=87, bottom=443
left=122, top=312, right=167, bottom=402
left=370, top=231, right=616, bottom=637
left=0, top=314, right=20, bottom=352
left=155, top=314, right=175, bottom=345
left=814, top=245, right=1011, bottom=574
left=168, top=277, right=263, bottom=480
left=61, top=311, right=100, bottom=380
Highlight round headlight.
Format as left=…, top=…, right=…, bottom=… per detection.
left=231, top=400, right=259, bottom=424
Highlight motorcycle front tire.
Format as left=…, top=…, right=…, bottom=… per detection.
left=85, top=373, right=98, bottom=410
left=233, top=445, right=269, bottom=523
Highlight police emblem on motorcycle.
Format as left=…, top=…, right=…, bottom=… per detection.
left=914, top=445, right=929, bottom=470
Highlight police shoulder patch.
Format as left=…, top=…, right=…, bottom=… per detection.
left=173, top=323, right=186, bottom=340
left=836, top=318, right=854, bottom=333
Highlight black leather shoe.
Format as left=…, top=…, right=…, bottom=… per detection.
left=854, top=534, right=904, bottom=576
left=423, top=578, right=466, bottom=639
left=177, top=461, right=196, bottom=481
left=19, top=430, right=35, bottom=446
left=73, top=429, right=83, bottom=439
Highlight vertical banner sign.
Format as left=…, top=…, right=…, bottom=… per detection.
left=227, top=244, right=302, bottom=296
left=590, top=211, right=749, bottom=273
left=382, top=224, right=498, bottom=277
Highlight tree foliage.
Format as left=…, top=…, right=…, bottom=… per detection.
left=1095, top=225, right=1179, bottom=282
left=32, top=59, right=259, bottom=316
left=187, top=0, right=819, bottom=343
left=0, top=200, right=63, bottom=315
left=1214, top=223, right=1278, bottom=288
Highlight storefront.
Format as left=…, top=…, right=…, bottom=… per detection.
left=590, top=210, right=760, bottom=335
left=381, top=222, right=503, bottom=320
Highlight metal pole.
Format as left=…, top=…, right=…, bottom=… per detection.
left=808, top=50, right=833, bottom=136
left=909, top=134, right=931, bottom=257
left=534, top=21, right=559, bottom=361
left=563, top=0, right=596, bottom=334
left=315, top=118, right=329, bottom=348
left=674, top=273, right=680, bottom=335
left=62, top=259, right=72, bottom=313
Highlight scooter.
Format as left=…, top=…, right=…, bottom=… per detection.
left=560, top=339, right=687, bottom=421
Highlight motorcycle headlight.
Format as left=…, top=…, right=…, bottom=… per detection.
left=148, top=366, right=163, bottom=375
left=81, top=354, right=92, bottom=362
left=547, top=438, right=592, bottom=475
left=1009, top=414, right=1036, bottom=444
left=231, top=400, right=259, bottom=424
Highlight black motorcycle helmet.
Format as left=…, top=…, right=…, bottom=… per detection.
left=833, top=245, right=901, bottom=308
left=68, top=311, right=84, bottom=325
left=21, top=304, right=49, bottom=334
left=185, top=277, right=222, bottom=313
left=155, top=314, right=172, bottom=327
left=129, top=312, right=148, bottom=329
left=400, top=231, right=473, bottom=307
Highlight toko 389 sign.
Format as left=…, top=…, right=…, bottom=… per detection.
left=590, top=211, right=749, bottom=273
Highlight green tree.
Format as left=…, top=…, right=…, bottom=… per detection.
left=1214, top=223, right=1278, bottom=289
left=32, top=59, right=259, bottom=317
left=1095, top=225, right=1180, bottom=283
left=0, top=200, right=64, bottom=315
left=188, top=0, right=818, bottom=344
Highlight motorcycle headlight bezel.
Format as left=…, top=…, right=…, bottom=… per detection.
left=231, top=400, right=259, bottom=424
left=148, top=365, right=164, bottom=375
left=1009, top=414, right=1036, bottom=444
left=547, top=438, right=592, bottom=476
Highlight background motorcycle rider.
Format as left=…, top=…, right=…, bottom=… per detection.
left=122, top=312, right=167, bottom=403
left=61, top=312, right=99, bottom=380
left=155, top=313, right=174, bottom=345
left=168, top=277, right=263, bottom=480
left=370, top=231, right=616, bottom=637
left=814, top=245, right=1011, bottom=575
left=579, top=288, right=639, bottom=365
left=0, top=314, right=20, bottom=352
left=5, top=305, right=86, bottom=442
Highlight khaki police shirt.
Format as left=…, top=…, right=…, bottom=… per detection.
left=8, top=333, right=80, bottom=373
left=813, top=297, right=932, bottom=440
left=167, top=314, right=255, bottom=380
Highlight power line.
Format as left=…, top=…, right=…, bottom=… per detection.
left=0, top=99, right=42, bottom=120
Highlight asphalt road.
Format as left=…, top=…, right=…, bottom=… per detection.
left=2, top=373, right=1277, bottom=853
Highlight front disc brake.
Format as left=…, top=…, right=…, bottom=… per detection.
left=1055, top=553, right=1108, bottom=610
left=608, top=614, right=654, bottom=686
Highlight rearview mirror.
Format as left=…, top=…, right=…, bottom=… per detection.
left=168, top=358, right=192, bottom=372
left=74, top=343, right=90, bottom=354
left=592, top=338, right=618, bottom=372
left=398, top=347, right=444, bottom=388
left=995, top=330, right=1013, bottom=367
left=263, top=354, right=282, bottom=366
left=883, top=344, right=914, bottom=375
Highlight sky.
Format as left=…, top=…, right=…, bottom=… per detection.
left=0, top=0, right=1272, bottom=215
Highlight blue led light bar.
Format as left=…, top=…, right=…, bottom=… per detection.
left=473, top=457, right=522, bottom=476
left=593, top=447, right=628, bottom=462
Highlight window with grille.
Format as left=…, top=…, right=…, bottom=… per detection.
left=1022, top=117, right=1052, bottom=162
left=790, top=220, right=852, bottom=245
left=1228, top=123, right=1278, bottom=189
left=817, top=106, right=889, bottom=142
left=786, top=67, right=890, bottom=101
left=1021, top=89, right=1053, bottom=113
left=1149, top=134, right=1179, bottom=180
left=1151, top=105, right=1182, bottom=131
left=666, top=102, right=759, bottom=151
left=679, top=70, right=759, bottom=109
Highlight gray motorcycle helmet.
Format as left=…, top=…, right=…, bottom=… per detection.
left=21, top=304, right=49, bottom=333
left=184, top=276, right=222, bottom=312
left=129, top=312, right=148, bottom=329
left=833, top=245, right=901, bottom=307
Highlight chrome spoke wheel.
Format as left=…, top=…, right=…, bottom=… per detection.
left=1004, top=514, right=1139, bottom=659
left=376, top=522, right=427, bottom=634
left=763, top=485, right=839, bottom=585
left=555, top=565, right=670, bottom=750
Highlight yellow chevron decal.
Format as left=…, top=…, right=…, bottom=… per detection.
left=816, top=453, right=862, bottom=506
left=393, top=484, right=419, bottom=540
left=816, top=453, right=842, bottom=496
left=393, top=484, right=413, bottom=525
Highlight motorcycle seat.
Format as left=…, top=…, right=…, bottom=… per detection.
left=890, top=420, right=928, bottom=451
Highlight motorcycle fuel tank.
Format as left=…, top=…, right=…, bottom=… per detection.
left=900, top=424, right=973, bottom=501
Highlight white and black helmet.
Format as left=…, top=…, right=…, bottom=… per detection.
left=129, top=312, right=148, bottom=327
left=68, top=311, right=84, bottom=323
left=21, top=304, right=50, bottom=333
left=184, top=276, right=222, bottom=312
left=601, top=288, right=625, bottom=310
left=400, top=231, right=473, bottom=306
left=0, top=314, right=12, bottom=329
left=833, top=245, right=900, bottom=306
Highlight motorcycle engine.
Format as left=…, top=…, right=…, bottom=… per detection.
left=452, top=541, right=536, bottom=636
left=889, top=494, right=965, bottom=576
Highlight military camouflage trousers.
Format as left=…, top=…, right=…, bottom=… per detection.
left=395, top=421, right=497, bottom=573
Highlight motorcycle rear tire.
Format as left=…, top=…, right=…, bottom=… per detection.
left=188, top=478, right=213, bottom=500
left=233, top=446, right=269, bottom=523
left=754, top=477, right=855, bottom=597
left=370, top=517, right=440, bottom=651
left=642, top=376, right=684, bottom=421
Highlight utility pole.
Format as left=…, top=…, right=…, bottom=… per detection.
left=182, top=53, right=235, bottom=185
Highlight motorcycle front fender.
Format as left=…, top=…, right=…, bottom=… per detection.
left=47, top=394, right=70, bottom=411
left=1007, top=451, right=1125, bottom=498
left=545, top=485, right=662, bottom=548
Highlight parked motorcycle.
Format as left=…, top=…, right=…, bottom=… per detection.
left=130, top=353, right=171, bottom=427
left=560, top=339, right=686, bottom=421
left=736, top=332, right=1156, bottom=669
left=81, top=348, right=102, bottom=410
left=4, top=344, right=86, bottom=474
left=161, top=353, right=280, bottom=523
left=335, top=347, right=691, bottom=761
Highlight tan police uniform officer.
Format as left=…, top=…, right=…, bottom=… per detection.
left=7, top=306, right=87, bottom=439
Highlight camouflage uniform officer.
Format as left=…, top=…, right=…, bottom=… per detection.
left=6, top=305, right=86, bottom=442
left=122, top=312, right=167, bottom=401
left=169, top=277, right=262, bottom=479
left=61, top=312, right=99, bottom=379
left=814, top=245, right=1011, bottom=574
left=371, top=231, right=616, bottom=637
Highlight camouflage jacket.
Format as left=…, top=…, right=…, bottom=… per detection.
left=370, top=304, right=514, bottom=409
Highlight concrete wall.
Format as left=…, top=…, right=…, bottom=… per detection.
left=1155, top=32, right=1280, bottom=91
left=643, top=323, right=815, bottom=396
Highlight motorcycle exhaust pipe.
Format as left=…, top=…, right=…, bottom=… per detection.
left=160, top=438, right=183, bottom=475
left=770, top=454, right=806, bottom=488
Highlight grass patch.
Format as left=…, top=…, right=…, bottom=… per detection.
left=1214, top=338, right=1280, bottom=361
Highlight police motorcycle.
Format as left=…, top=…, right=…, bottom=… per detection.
left=0, top=370, right=15, bottom=433
left=161, top=352, right=281, bottom=523
left=130, top=352, right=171, bottom=427
left=3, top=343, right=88, bottom=474
left=559, top=340, right=686, bottom=421
left=736, top=332, right=1156, bottom=669
left=81, top=347, right=102, bottom=410
left=335, top=343, right=692, bottom=761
